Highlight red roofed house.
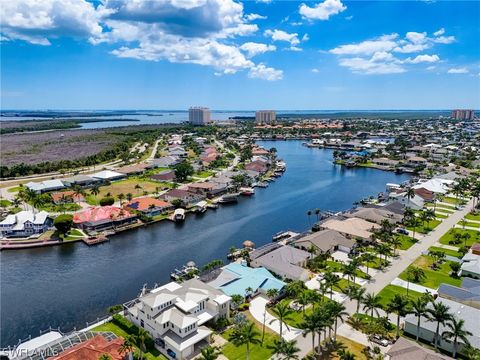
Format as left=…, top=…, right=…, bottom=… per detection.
left=414, top=187, right=435, bottom=202
left=471, top=243, right=480, bottom=256
left=51, top=191, right=85, bottom=204
left=252, top=147, right=270, bottom=156
left=73, top=206, right=137, bottom=233
left=51, top=334, right=126, bottom=360
left=125, top=197, right=174, bottom=216
left=244, top=160, right=268, bottom=173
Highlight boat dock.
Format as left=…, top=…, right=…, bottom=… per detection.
left=82, top=235, right=109, bottom=246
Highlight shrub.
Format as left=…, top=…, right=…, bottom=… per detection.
left=99, top=196, right=115, bottom=206
left=237, top=303, right=250, bottom=311
left=53, top=214, right=73, bottom=235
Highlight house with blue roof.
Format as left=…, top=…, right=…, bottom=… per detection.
left=206, top=262, right=285, bottom=298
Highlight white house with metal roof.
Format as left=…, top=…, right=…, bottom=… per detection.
left=25, top=179, right=65, bottom=193
left=0, top=210, right=51, bottom=238
left=125, top=278, right=230, bottom=360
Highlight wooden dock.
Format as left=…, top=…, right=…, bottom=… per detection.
left=82, top=235, right=109, bottom=246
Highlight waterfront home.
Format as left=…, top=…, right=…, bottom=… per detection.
left=386, top=337, right=449, bottom=360
left=51, top=334, right=125, bottom=360
left=343, top=207, right=403, bottom=225
left=0, top=210, right=51, bottom=238
left=372, top=157, right=399, bottom=168
left=187, top=182, right=227, bottom=198
left=160, top=189, right=205, bottom=206
left=460, top=252, right=480, bottom=279
left=244, top=160, right=268, bottom=173
left=62, top=174, right=100, bottom=188
left=146, top=156, right=181, bottom=169
left=205, top=262, right=285, bottom=298
left=404, top=297, right=480, bottom=355
left=250, top=243, right=312, bottom=281
left=116, top=163, right=149, bottom=176
left=151, top=170, right=176, bottom=182
left=252, top=147, right=270, bottom=156
left=368, top=200, right=406, bottom=216
left=438, top=278, right=480, bottom=309
left=51, top=191, right=85, bottom=204
left=125, top=279, right=230, bottom=360
left=317, top=217, right=380, bottom=241
left=125, top=197, right=173, bottom=216
left=73, top=206, right=137, bottom=233
left=406, top=156, right=428, bottom=167
left=91, top=170, right=126, bottom=182
left=292, top=229, right=355, bottom=254
left=388, top=192, right=425, bottom=210
left=26, top=179, right=65, bottom=193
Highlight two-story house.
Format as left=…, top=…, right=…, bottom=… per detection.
left=0, top=210, right=51, bottom=238
left=125, top=279, right=231, bottom=360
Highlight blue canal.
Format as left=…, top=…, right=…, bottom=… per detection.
left=0, top=141, right=410, bottom=346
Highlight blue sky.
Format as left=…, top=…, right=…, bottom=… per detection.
left=1, top=0, right=479, bottom=110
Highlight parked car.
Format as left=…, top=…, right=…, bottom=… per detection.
left=396, top=228, right=409, bottom=235
left=369, top=335, right=389, bottom=347
left=167, top=349, right=176, bottom=358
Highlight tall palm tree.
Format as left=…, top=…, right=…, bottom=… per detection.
left=361, top=252, right=376, bottom=275
left=327, top=302, right=348, bottom=341
left=410, top=297, right=429, bottom=341
left=337, top=349, right=356, bottom=360
left=126, top=192, right=133, bottom=202
left=409, top=216, right=421, bottom=240
left=270, top=339, right=300, bottom=360
left=347, top=286, right=366, bottom=314
left=90, top=184, right=100, bottom=202
left=118, top=338, right=134, bottom=358
left=117, top=193, right=125, bottom=205
left=442, top=318, right=472, bottom=358
left=301, top=313, right=318, bottom=357
left=297, top=290, right=311, bottom=317
left=307, top=210, right=312, bottom=227
left=323, top=271, right=340, bottom=300
left=229, top=321, right=261, bottom=360
left=390, top=236, right=402, bottom=256
left=405, top=187, right=415, bottom=206
left=199, top=346, right=221, bottom=360
left=427, top=301, right=452, bottom=350
left=362, top=292, right=381, bottom=320
left=406, top=266, right=426, bottom=293
left=266, top=288, right=279, bottom=300
left=387, top=294, right=411, bottom=338
left=342, top=263, right=356, bottom=286
left=314, top=208, right=321, bottom=222
left=269, top=302, right=293, bottom=341
left=135, top=328, right=150, bottom=360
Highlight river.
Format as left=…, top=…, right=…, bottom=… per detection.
left=0, top=141, right=410, bottom=346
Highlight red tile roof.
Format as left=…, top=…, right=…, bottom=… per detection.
left=51, top=191, right=85, bottom=203
left=51, top=335, right=125, bottom=360
left=125, top=197, right=172, bottom=211
left=73, top=206, right=134, bottom=224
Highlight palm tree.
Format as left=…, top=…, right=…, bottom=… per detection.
left=427, top=301, right=452, bottom=350
left=362, top=292, right=381, bottom=320
left=118, top=338, right=134, bottom=358
left=90, top=184, right=100, bottom=200
left=301, top=313, right=318, bottom=356
left=269, top=302, right=293, bottom=341
left=327, top=302, right=348, bottom=341
left=307, top=210, right=312, bottom=227
left=117, top=193, right=125, bottom=205
left=297, top=290, right=310, bottom=317
left=390, top=236, right=402, bottom=256
left=245, top=286, right=254, bottom=298
left=342, top=263, right=356, bottom=286
left=337, top=349, right=356, bottom=360
left=314, top=208, right=321, bottom=222
left=323, top=271, right=340, bottom=300
left=270, top=339, right=300, bottom=360
left=347, top=286, right=366, bottom=314
left=135, top=184, right=142, bottom=194
left=406, top=266, right=426, bottom=292
left=410, top=297, right=429, bottom=341
left=442, top=318, right=472, bottom=358
left=361, top=252, right=376, bottom=275
left=409, top=216, right=421, bottom=240
left=126, top=192, right=133, bottom=202
left=135, top=328, right=150, bottom=360
left=199, top=346, right=221, bottom=360
left=98, top=354, right=112, bottom=360
left=31, top=195, right=44, bottom=213
left=71, top=184, right=85, bottom=205
left=387, top=294, right=411, bottom=338
left=405, top=187, right=415, bottom=206
left=229, top=321, right=261, bottom=360
left=266, top=288, right=279, bottom=300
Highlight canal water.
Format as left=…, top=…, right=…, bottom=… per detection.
left=0, top=141, right=409, bottom=346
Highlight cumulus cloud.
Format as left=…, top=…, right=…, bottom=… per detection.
left=299, top=0, right=347, bottom=20
left=330, top=29, right=455, bottom=75
left=245, top=13, right=267, bottom=21
left=311, top=68, right=320, bottom=73
left=264, top=29, right=300, bottom=46
left=0, top=0, right=105, bottom=45
left=447, top=67, right=469, bottom=74
left=248, top=63, right=283, bottom=81
left=240, top=42, right=276, bottom=57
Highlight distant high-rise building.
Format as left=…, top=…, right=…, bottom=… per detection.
left=189, top=107, right=211, bottom=125
left=255, top=110, right=276, bottom=125
left=451, top=109, right=475, bottom=121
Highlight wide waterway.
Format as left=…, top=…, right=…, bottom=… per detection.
left=0, top=141, right=410, bottom=346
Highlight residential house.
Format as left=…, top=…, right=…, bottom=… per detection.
left=292, top=229, right=355, bottom=254
left=372, top=158, right=399, bottom=168
left=317, top=217, right=380, bottom=241
left=26, top=179, right=65, bottom=193
left=51, top=191, right=85, bottom=204
left=73, top=206, right=137, bottom=233
left=460, top=252, right=480, bottom=279
left=249, top=243, right=312, bottom=281
left=160, top=189, right=205, bottom=206
left=187, top=182, right=227, bottom=198
left=404, top=297, right=480, bottom=355
left=406, top=156, right=428, bottom=167
left=116, top=163, right=149, bottom=176
left=0, top=210, right=51, bottom=238
left=343, top=207, right=403, bottom=225
left=151, top=170, right=176, bottom=182
left=146, top=156, right=181, bottom=169
left=168, top=146, right=188, bottom=158
left=125, top=198, right=174, bottom=216
left=125, top=279, right=230, bottom=360
left=438, top=278, right=480, bottom=309
left=205, top=262, right=285, bottom=298
left=50, top=334, right=125, bottom=360
left=386, top=337, right=449, bottom=360
left=414, top=187, right=435, bottom=202
left=62, top=175, right=100, bottom=188
left=388, top=192, right=425, bottom=210
left=91, top=170, right=126, bottom=182
left=244, top=160, right=268, bottom=173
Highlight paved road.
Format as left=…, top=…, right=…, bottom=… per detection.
left=146, top=139, right=161, bottom=163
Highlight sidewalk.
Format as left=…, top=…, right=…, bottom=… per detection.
left=390, top=277, right=437, bottom=294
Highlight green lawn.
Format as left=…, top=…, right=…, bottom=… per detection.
left=377, top=285, right=424, bottom=310
left=459, top=221, right=480, bottom=229
left=399, top=255, right=462, bottom=289
left=38, top=202, right=81, bottom=212
left=465, top=213, right=480, bottom=221
left=325, top=261, right=369, bottom=279
left=439, top=229, right=480, bottom=247
left=396, top=234, right=418, bottom=250
left=93, top=321, right=167, bottom=360
left=194, top=170, right=215, bottom=178
left=266, top=299, right=311, bottom=328
left=442, top=196, right=467, bottom=205
left=222, top=326, right=278, bottom=360
left=0, top=199, right=12, bottom=207
left=426, top=203, right=456, bottom=211
left=7, top=186, right=21, bottom=193
left=333, top=278, right=360, bottom=293
left=60, top=229, right=85, bottom=241
left=428, top=246, right=462, bottom=258
left=435, top=213, right=448, bottom=219
left=407, top=219, right=441, bottom=234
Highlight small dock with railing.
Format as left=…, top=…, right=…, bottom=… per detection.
left=82, top=235, right=109, bottom=246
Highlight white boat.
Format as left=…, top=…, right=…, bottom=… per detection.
left=195, top=201, right=208, bottom=213
left=174, top=208, right=186, bottom=222
left=256, top=182, right=268, bottom=188
left=219, top=193, right=239, bottom=203
left=239, top=187, right=255, bottom=196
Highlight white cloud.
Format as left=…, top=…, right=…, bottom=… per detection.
left=0, top=0, right=105, bottom=45
left=338, top=52, right=405, bottom=74
left=404, top=54, right=440, bottom=64
left=432, top=35, right=455, bottom=44
left=299, top=0, right=347, bottom=21
left=330, top=34, right=398, bottom=55
left=394, top=43, right=430, bottom=53
left=447, top=67, right=469, bottom=74
left=302, top=33, right=310, bottom=42
left=405, top=31, right=428, bottom=44
left=311, top=68, right=319, bottom=73
left=264, top=29, right=300, bottom=46
left=240, top=42, right=276, bottom=57
left=248, top=63, right=283, bottom=81
left=287, top=46, right=303, bottom=52
left=345, top=15, right=353, bottom=20
left=245, top=13, right=267, bottom=21
left=426, top=66, right=436, bottom=70
left=433, top=28, right=445, bottom=37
